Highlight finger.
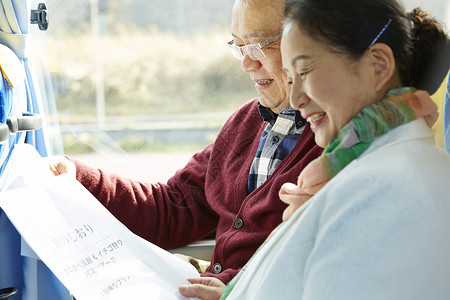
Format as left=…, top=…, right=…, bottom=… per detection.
left=56, top=162, right=70, bottom=174
left=279, top=182, right=302, bottom=197
left=280, top=192, right=309, bottom=204
left=282, top=205, right=296, bottom=221
left=179, top=283, right=223, bottom=300
left=53, top=158, right=76, bottom=177
left=49, top=163, right=59, bottom=176
left=47, top=157, right=68, bottom=176
left=185, top=277, right=213, bottom=285
left=281, top=195, right=311, bottom=221
left=282, top=200, right=306, bottom=221
left=186, top=277, right=225, bottom=288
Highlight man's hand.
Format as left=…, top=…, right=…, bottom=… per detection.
left=179, top=277, right=225, bottom=300
left=48, top=156, right=76, bottom=177
left=279, top=182, right=310, bottom=221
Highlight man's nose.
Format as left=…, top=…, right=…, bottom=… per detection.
left=241, top=55, right=262, bottom=73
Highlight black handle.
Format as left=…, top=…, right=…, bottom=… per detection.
left=16, top=112, right=42, bottom=131
left=0, top=287, right=18, bottom=300
left=1, top=112, right=42, bottom=143
left=6, top=112, right=42, bottom=134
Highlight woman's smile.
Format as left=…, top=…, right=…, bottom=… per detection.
left=305, top=112, right=325, bottom=124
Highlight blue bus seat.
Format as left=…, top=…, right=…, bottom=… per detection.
left=0, top=43, right=69, bottom=299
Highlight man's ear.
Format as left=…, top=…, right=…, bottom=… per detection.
left=367, top=43, right=396, bottom=92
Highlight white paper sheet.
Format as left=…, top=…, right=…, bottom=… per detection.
left=0, top=144, right=199, bottom=299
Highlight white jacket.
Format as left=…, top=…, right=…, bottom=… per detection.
left=227, top=119, right=450, bottom=300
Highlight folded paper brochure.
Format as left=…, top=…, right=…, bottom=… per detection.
left=0, top=144, right=199, bottom=299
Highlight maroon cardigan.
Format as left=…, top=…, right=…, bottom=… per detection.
left=72, top=99, right=322, bottom=283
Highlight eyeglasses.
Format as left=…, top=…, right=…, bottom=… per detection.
left=227, top=33, right=282, bottom=61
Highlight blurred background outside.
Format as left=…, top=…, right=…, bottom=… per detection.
left=31, top=0, right=450, bottom=182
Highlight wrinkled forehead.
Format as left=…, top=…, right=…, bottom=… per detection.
left=231, top=0, right=284, bottom=39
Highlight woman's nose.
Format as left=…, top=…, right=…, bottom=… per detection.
left=290, top=80, right=307, bottom=110
left=241, top=55, right=262, bottom=73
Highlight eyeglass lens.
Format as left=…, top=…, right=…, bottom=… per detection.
left=228, top=44, right=265, bottom=61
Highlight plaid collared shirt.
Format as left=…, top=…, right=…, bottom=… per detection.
left=247, top=104, right=306, bottom=194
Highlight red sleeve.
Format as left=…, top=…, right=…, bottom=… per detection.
left=70, top=144, right=219, bottom=250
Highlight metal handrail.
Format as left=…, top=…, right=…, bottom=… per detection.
left=0, top=287, right=17, bottom=300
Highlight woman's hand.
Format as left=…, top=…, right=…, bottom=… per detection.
left=179, top=277, right=225, bottom=300
left=279, top=182, right=310, bottom=221
left=47, top=156, right=76, bottom=177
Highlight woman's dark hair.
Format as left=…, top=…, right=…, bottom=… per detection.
left=285, top=0, right=449, bottom=94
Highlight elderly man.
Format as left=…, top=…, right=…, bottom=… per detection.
left=51, top=0, right=321, bottom=286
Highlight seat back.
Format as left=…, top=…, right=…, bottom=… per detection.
left=0, top=46, right=71, bottom=300
left=0, top=44, right=27, bottom=179
left=421, top=39, right=450, bottom=151
left=0, top=43, right=28, bottom=300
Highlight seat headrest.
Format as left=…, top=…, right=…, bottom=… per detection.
left=416, top=39, right=450, bottom=95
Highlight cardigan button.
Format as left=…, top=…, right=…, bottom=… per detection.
left=212, top=263, right=222, bottom=274
left=233, top=218, right=244, bottom=229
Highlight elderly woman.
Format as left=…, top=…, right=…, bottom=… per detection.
left=179, top=0, right=450, bottom=299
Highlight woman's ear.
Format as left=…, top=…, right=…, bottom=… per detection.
left=367, top=43, right=396, bottom=92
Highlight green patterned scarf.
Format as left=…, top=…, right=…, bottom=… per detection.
left=221, top=87, right=438, bottom=299
left=297, top=87, right=438, bottom=194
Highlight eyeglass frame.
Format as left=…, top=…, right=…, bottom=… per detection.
left=227, top=33, right=282, bottom=61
